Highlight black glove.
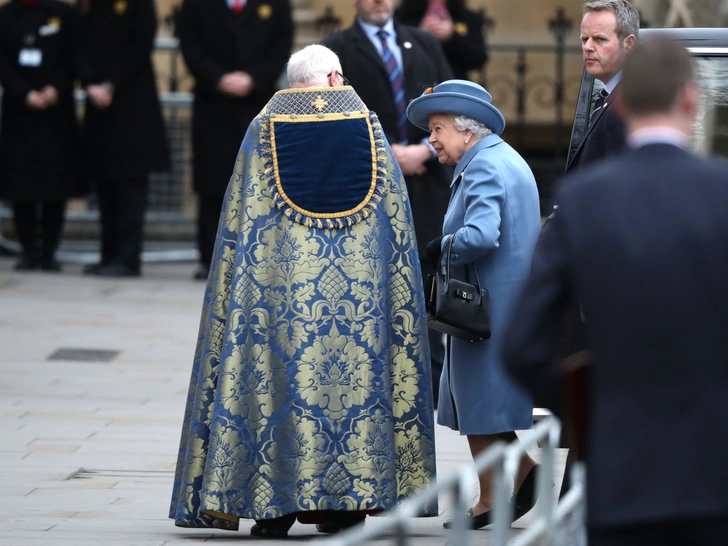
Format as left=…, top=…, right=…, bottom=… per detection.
left=425, top=236, right=444, bottom=270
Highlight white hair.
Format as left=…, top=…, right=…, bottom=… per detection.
left=287, top=44, right=342, bottom=88
left=451, top=115, right=493, bottom=138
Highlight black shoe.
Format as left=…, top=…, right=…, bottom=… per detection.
left=250, top=523, right=289, bottom=539
left=315, top=521, right=341, bottom=534
left=251, top=514, right=296, bottom=538
left=316, top=513, right=366, bottom=534
left=40, top=258, right=62, bottom=272
left=512, top=464, right=540, bottom=522
left=192, top=265, right=209, bottom=280
left=82, top=262, right=103, bottom=275
left=443, top=508, right=492, bottom=530
left=95, top=263, right=140, bottom=278
left=14, top=255, right=37, bottom=271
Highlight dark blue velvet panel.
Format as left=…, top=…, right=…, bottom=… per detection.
left=273, top=118, right=374, bottom=214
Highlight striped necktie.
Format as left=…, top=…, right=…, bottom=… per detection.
left=376, top=29, right=407, bottom=143
left=589, top=88, right=609, bottom=126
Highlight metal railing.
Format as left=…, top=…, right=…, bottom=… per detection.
left=316, top=417, right=586, bottom=546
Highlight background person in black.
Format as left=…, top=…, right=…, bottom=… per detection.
left=176, top=0, right=293, bottom=281
left=0, top=0, right=82, bottom=272
left=395, top=0, right=487, bottom=81
left=78, top=0, right=169, bottom=278
left=323, top=0, right=452, bottom=406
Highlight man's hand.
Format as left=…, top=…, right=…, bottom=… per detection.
left=392, top=143, right=430, bottom=176
left=217, top=71, right=254, bottom=97
left=39, top=85, right=59, bottom=107
left=421, top=13, right=454, bottom=42
left=86, top=83, right=114, bottom=110
left=25, top=90, right=47, bottom=110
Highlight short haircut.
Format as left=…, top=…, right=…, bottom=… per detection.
left=583, top=0, right=640, bottom=43
left=621, top=37, right=694, bottom=116
left=287, top=44, right=341, bottom=88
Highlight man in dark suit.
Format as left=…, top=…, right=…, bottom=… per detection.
left=566, top=0, right=638, bottom=172
left=177, top=0, right=293, bottom=280
left=78, top=0, right=169, bottom=277
left=502, top=37, right=728, bottom=545
left=323, top=0, right=453, bottom=405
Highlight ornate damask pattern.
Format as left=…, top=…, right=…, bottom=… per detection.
left=170, top=90, right=437, bottom=530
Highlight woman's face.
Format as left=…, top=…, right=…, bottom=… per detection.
left=428, top=113, right=468, bottom=165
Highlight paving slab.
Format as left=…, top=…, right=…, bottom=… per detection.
left=0, top=256, right=566, bottom=545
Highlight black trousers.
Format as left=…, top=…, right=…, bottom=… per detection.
left=197, top=194, right=224, bottom=268
left=589, top=515, right=728, bottom=546
left=96, top=175, right=148, bottom=270
left=13, top=200, right=65, bottom=260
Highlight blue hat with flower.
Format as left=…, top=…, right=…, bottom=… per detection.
left=406, top=79, right=506, bottom=135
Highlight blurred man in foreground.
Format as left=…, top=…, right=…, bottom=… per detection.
left=503, top=37, right=728, bottom=545
left=170, top=44, right=437, bottom=538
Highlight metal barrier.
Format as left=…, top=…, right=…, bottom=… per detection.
left=317, top=417, right=586, bottom=546
left=0, top=38, right=198, bottom=264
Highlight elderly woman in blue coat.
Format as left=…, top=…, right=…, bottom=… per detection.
left=406, top=80, right=542, bottom=529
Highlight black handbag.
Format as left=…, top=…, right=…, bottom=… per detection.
left=425, top=237, right=491, bottom=343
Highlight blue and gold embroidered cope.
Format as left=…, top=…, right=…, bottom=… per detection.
left=170, top=87, right=437, bottom=530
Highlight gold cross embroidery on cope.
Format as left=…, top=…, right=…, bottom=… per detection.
left=311, top=96, right=329, bottom=112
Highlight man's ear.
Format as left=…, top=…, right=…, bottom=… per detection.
left=623, top=34, right=636, bottom=51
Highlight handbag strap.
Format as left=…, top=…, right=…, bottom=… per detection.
left=442, top=236, right=484, bottom=304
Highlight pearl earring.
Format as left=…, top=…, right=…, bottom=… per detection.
left=465, top=138, right=470, bottom=144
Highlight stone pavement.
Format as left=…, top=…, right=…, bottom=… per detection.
left=0, top=256, right=566, bottom=545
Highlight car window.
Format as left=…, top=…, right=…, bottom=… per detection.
left=693, top=54, right=728, bottom=159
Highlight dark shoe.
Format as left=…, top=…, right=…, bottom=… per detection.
left=250, top=523, right=289, bottom=538
left=15, top=255, right=36, bottom=271
left=192, top=264, right=209, bottom=280
left=40, top=258, right=62, bottom=272
left=512, top=464, right=540, bottom=522
left=315, top=521, right=341, bottom=534
left=82, top=262, right=102, bottom=275
left=96, top=263, right=140, bottom=278
left=443, top=508, right=492, bottom=530
left=251, top=514, right=296, bottom=538
left=316, top=513, right=366, bottom=534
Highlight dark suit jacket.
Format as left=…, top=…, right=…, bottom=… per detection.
left=502, top=142, right=728, bottom=528
left=177, top=0, right=293, bottom=196
left=323, top=20, right=453, bottom=257
left=566, top=89, right=625, bottom=173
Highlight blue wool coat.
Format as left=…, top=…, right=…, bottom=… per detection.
left=436, top=135, right=541, bottom=435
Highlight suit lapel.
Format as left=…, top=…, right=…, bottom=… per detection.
left=235, top=0, right=257, bottom=28
left=350, top=22, right=389, bottom=78
left=567, top=94, right=614, bottom=170
left=395, top=23, right=416, bottom=101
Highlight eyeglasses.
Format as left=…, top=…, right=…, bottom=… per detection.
left=327, top=71, right=350, bottom=86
